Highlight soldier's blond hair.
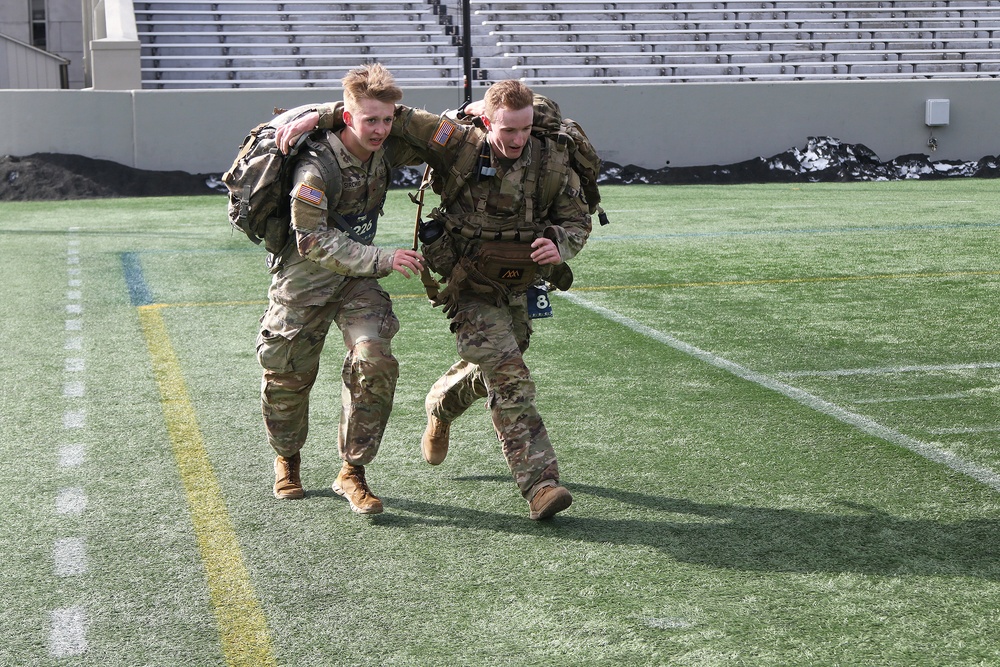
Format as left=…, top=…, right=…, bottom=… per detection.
left=342, top=63, right=403, bottom=113
left=484, top=79, right=534, bottom=117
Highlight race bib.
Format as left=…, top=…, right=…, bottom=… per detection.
left=339, top=207, right=379, bottom=245
left=528, top=283, right=553, bottom=319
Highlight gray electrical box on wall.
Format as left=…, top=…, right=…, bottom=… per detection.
left=925, top=99, right=950, bottom=126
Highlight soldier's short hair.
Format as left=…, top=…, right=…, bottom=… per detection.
left=484, top=80, right=534, bottom=118
left=342, top=63, right=403, bottom=114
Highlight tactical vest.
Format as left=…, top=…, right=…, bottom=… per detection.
left=299, top=131, right=389, bottom=246
left=430, top=130, right=573, bottom=242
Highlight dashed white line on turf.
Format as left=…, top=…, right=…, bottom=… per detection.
left=559, top=291, right=1000, bottom=493
left=52, top=228, right=88, bottom=658
left=63, top=410, right=86, bottom=429
left=58, top=443, right=86, bottom=468
left=53, top=538, right=87, bottom=576
left=50, top=606, right=87, bottom=657
left=56, top=488, right=87, bottom=516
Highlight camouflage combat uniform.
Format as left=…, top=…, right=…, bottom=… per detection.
left=388, top=104, right=591, bottom=500
left=257, top=129, right=420, bottom=466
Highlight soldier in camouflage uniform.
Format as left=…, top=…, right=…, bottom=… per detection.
left=278, top=81, right=591, bottom=520
left=262, top=64, right=424, bottom=514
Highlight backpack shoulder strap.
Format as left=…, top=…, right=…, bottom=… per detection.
left=300, top=134, right=376, bottom=246
left=302, top=134, right=342, bottom=210
left=434, top=126, right=484, bottom=210
left=535, top=133, right=572, bottom=221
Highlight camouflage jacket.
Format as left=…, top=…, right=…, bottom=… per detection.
left=269, top=129, right=421, bottom=306
left=314, top=99, right=592, bottom=264
left=396, top=106, right=591, bottom=263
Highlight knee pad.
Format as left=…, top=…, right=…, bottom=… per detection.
left=346, top=339, right=399, bottom=384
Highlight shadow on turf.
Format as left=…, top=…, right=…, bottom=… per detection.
left=383, top=475, right=1000, bottom=580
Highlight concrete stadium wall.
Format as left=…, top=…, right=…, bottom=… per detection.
left=2, top=80, right=999, bottom=174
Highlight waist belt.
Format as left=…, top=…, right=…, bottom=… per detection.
left=475, top=241, right=537, bottom=288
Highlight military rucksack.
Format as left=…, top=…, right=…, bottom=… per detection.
left=530, top=99, right=609, bottom=226
left=222, top=105, right=341, bottom=254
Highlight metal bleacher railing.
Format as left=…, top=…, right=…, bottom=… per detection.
left=134, top=0, right=1000, bottom=88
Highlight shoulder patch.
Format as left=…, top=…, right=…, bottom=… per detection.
left=293, top=182, right=325, bottom=207
left=432, top=119, right=456, bottom=146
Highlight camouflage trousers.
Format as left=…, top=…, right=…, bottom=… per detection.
left=256, top=277, right=400, bottom=464
left=428, top=292, right=559, bottom=499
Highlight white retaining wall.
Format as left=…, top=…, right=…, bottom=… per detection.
left=2, top=80, right=999, bottom=174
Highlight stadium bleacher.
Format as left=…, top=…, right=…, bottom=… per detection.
left=137, top=0, right=467, bottom=87
left=135, top=0, right=1000, bottom=88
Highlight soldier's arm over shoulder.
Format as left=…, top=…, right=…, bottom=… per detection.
left=312, top=102, right=345, bottom=130
left=390, top=105, right=467, bottom=166
left=384, top=135, right=426, bottom=169
left=464, top=95, right=559, bottom=127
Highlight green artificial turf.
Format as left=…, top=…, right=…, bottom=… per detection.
left=2, top=181, right=998, bottom=666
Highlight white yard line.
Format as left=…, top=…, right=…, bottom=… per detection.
left=852, top=392, right=972, bottom=404
left=778, top=362, right=1000, bottom=377
left=559, top=291, right=1000, bottom=493
left=927, top=426, right=1000, bottom=435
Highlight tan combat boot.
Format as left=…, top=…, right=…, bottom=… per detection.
left=528, top=484, right=573, bottom=520
left=273, top=453, right=304, bottom=500
left=332, top=462, right=383, bottom=514
left=421, top=414, right=450, bottom=465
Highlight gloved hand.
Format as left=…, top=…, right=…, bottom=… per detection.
left=547, top=263, right=574, bottom=291
left=432, top=262, right=468, bottom=319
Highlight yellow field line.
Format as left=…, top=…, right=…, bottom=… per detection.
left=137, top=305, right=276, bottom=667
left=140, top=300, right=269, bottom=310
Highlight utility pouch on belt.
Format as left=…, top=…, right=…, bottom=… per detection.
left=476, top=241, right=537, bottom=288
left=418, top=218, right=458, bottom=278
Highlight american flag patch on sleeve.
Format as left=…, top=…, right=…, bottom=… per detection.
left=433, top=120, right=456, bottom=146
left=294, top=183, right=324, bottom=206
